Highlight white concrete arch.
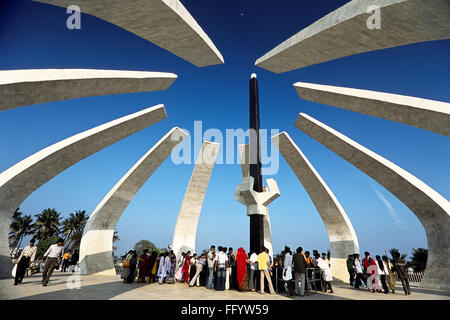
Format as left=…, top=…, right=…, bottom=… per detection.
left=171, top=141, right=220, bottom=258
left=80, top=127, right=188, bottom=275
left=35, top=0, right=224, bottom=66
left=271, top=132, right=360, bottom=282
left=256, top=0, right=450, bottom=73
left=0, top=105, right=167, bottom=278
left=294, top=82, right=450, bottom=137
left=0, top=69, right=177, bottom=112
left=295, top=113, right=450, bottom=291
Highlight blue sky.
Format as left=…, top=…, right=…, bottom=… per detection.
left=1, top=0, right=449, bottom=259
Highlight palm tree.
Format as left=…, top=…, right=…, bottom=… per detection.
left=67, top=230, right=83, bottom=250
left=63, top=210, right=88, bottom=249
left=8, top=209, right=35, bottom=250
left=8, top=208, right=23, bottom=248
left=34, top=208, right=61, bottom=241
left=409, top=248, right=428, bottom=272
left=11, top=208, right=22, bottom=221
left=112, top=230, right=120, bottom=259
left=62, top=210, right=88, bottom=244
left=62, top=216, right=77, bottom=243
left=389, top=248, right=408, bottom=260
left=113, top=230, right=120, bottom=243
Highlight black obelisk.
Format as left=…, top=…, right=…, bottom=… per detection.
left=249, top=73, right=264, bottom=255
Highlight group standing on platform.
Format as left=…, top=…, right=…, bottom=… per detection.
left=121, top=244, right=279, bottom=295
left=12, top=236, right=413, bottom=297
left=119, top=244, right=414, bottom=297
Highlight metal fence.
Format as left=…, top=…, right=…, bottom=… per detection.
left=115, top=263, right=123, bottom=274
left=272, top=267, right=324, bottom=294
left=396, top=271, right=424, bottom=287
left=273, top=266, right=425, bottom=290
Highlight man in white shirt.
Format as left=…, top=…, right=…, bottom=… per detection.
left=206, top=245, right=216, bottom=289
left=41, top=238, right=64, bottom=286
left=189, top=253, right=206, bottom=287
left=14, top=239, right=37, bottom=285
left=214, top=246, right=228, bottom=291
left=353, top=254, right=366, bottom=289
left=317, top=253, right=333, bottom=293
left=248, top=250, right=258, bottom=292
left=225, top=247, right=235, bottom=290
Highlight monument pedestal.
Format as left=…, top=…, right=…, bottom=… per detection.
left=234, top=176, right=280, bottom=257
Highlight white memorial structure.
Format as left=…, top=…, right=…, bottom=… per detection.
left=1, top=0, right=448, bottom=292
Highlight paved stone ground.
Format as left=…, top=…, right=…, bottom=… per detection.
left=1, top=272, right=449, bottom=300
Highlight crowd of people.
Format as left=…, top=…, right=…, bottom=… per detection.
left=346, top=251, right=411, bottom=295
left=120, top=245, right=329, bottom=296
left=120, top=249, right=178, bottom=284
left=12, top=238, right=412, bottom=297
left=120, top=245, right=278, bottom=294
left=120, top=245, right=413, bottom=297
left=280, top=247, right=412, bottom=297
left=279, top=247, right=333, bottom=296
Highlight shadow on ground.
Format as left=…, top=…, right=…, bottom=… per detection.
left=18, top=280, right=142, bottom=300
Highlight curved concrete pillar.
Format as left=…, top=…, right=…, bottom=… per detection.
left=295, top=113, right=450, bottom=291
left=35, top=0, right=224, bottom=67
left=237, top=144, right=274, bottom=258
left=271, top=132, right=360, bottom=282
left=171, top=141, right=220, bottom=258
left=294, top=82, right=450, bottom=137
left=256, top=0, right=450, bottom=73
left=0, top=69, right=177, bottom=112
left=0, top=104, right=166, bottom=278
left=80, top=127, right=188, bottom=275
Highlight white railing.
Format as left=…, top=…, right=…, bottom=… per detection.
left=114, top=263, right=123, bottom=274
left=395, top=271, right=424, bottom=287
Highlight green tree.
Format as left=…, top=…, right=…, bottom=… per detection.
left=36, top=236, right=59, bottom=259
left=8, top=208, right=35, bottom=250
left=62, top=210, right=88, bottom=249
left=133, top=240, right=158, bottom=256
left=159, top=247, right=169, bottom=254
left=409, top=248, right=428, bottom=272
left=67, top=230, right=83, bottom=250
left=112, top=230, right=120, bottom=262
left=112, top=230, right=120, bottom=252
left=62, top=210, right=87, bottom=241
left=389, top=248, right=407, bottom=260
left=34, top=208, right=61, bottom=240
left=8, top=208, right=24, bottom=248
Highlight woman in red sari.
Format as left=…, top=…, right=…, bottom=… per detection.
left=182, top=251, right=191, bottom=284
left=236, top=247, right=249, bottom=291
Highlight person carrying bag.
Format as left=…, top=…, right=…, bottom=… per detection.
left=121, top=251, right=132, bottom=280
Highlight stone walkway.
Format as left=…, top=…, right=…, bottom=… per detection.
left=1, top=272, right=449, bottom=300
